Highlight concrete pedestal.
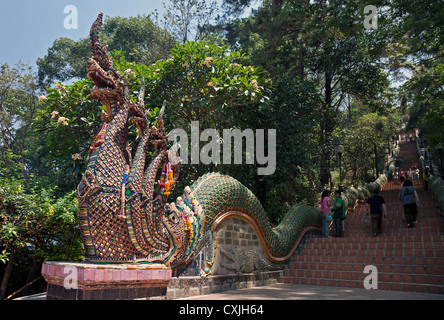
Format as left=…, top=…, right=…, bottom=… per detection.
left=41, top=261, right=172, bottom=300
left=167, top=270, right=283, bottom=299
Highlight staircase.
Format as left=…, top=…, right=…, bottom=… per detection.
left=281, top=138, right=444, bottom=294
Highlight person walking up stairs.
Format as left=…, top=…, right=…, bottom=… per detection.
left=282, top=136, right=444, bottom=294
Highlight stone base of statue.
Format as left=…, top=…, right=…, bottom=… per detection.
left=41, top=261, right=172, bottom=300
left=167, top=270, right=283, bottom=299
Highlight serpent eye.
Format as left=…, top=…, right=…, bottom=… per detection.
left=166, top=210, right=180, bottom=225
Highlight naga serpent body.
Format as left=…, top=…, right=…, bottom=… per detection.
left=78, top=13, right=322, bottom=276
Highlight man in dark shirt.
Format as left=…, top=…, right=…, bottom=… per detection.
left=366, top=188, right=387, bottom=237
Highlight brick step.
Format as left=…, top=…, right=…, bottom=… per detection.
left=343, top=214, right=442, bottom=219
left=283, top=139, right=444, bottom=294
left=285, top=267, right=444, bottom=284
left=290, top=253, right=444, bottom=265
left=343, top=229, right=442, bottom=233
left=343, top=229, right=443, bottom=235
left=282, top=263, right=444, bottom=294
left=346, top=214, right=442, bottom=219
left=302, top=242, right=444, bottom=251
left=287, top=261, right=444, bottom=274
left=280, top=276, right=444, bottom=294
left=344, top=224, right=442, bottom=229
left=345, top=215, right=442, bottom=220
left=345, top=220, right=443, bottom=225
left=301, top=249, right=444, bottom=259
left=308, top=235, right=444, bottom=243
left=352, top=200, right=440, bottom=206
left=344, top=223, right=443, bottom=228
left=343, top=231, right=443, bottom=238
left=345, top=218, right=442, bottom=224
left=359, top=200, right=440, bottom=206
left=292, top=253, right=444, bottom=265
left=341, top=232, right=443, bottom=238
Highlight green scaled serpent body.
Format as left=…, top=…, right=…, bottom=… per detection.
left=181, top=173, right=322, bottom=275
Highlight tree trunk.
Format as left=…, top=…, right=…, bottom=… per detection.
left=268, top=0, right=284, bottom=64
left=0, top=246, right=17, bottom=300
left=319, top=147, right=331, bottom=186
left=298, top=44, right=305, bottom=77
left=319, top=71, right=334, bottom=186
left=22, top=255, right=38, bottom=296
left=5, top=275, right=42, bottom=301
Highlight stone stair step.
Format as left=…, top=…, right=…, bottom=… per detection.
left=281, top=277, right=444, bottom=294
left=297, top=249, right=444, bottom=259
left=282, top=137, right=444, bottom=295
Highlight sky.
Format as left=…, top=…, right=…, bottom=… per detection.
left=0, top=0, right=167, bottom=69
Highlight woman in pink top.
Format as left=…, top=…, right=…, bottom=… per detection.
left=317, top=190, right=332, bottom=237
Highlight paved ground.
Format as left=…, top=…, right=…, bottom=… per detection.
left=178, top=283, right=444, bottom=300
left=16, top=283, right=444, bottom=300
left=14, top=293, right=47, bottom=300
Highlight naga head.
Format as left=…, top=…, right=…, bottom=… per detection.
left=161, top=185, right=205, bottom=273
left=87, top=13, right=129, bottom=102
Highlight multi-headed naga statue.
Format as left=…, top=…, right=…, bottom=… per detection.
left=78, top=13, right=321, bottom=276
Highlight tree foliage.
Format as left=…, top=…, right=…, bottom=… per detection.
left=115, top=41, right=271, bottom=127
left=158, top=0, right=219, bottom=44
left=0, top=150, right=82, bottom=299
left=342, top=113, right=399, bottom=182
left=0, top=62, right=41, bottom=183
left=37, top=15, right=174, bottom=89
left=33, top=80, right=102, bottom=191
left=391, top=0, right=444, bottom=168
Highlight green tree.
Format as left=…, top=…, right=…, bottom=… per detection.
left=0, top=151, right=82, bottom=299
left=34, top=41, right=271, bottom=194
left=117, top=41, right=271, bottom=127
left=33, top=80, right=103, bottom=193
left=391, top=0, right=444, bottom=166
left=0, top=61, right=85, bottom=299
left=158, top=0, right=218, bottom=43
left=390, top=0, right=444, bottom=57
left=37, top=15, right=174, bottom=89
left=220, top=0, right=393, bottom=187
left=0, top=62, right=41, bottom=184
left=102, top=15, right=175, bottom=65
left=36, top=37, right=90, bottom=89
left=113, top=41, right=272, bottom=192
left=402, top=60, right=444, bottom=169
left=341, top=112, right=399, bottom=183
left=300, top=0, right=392, bottom=186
